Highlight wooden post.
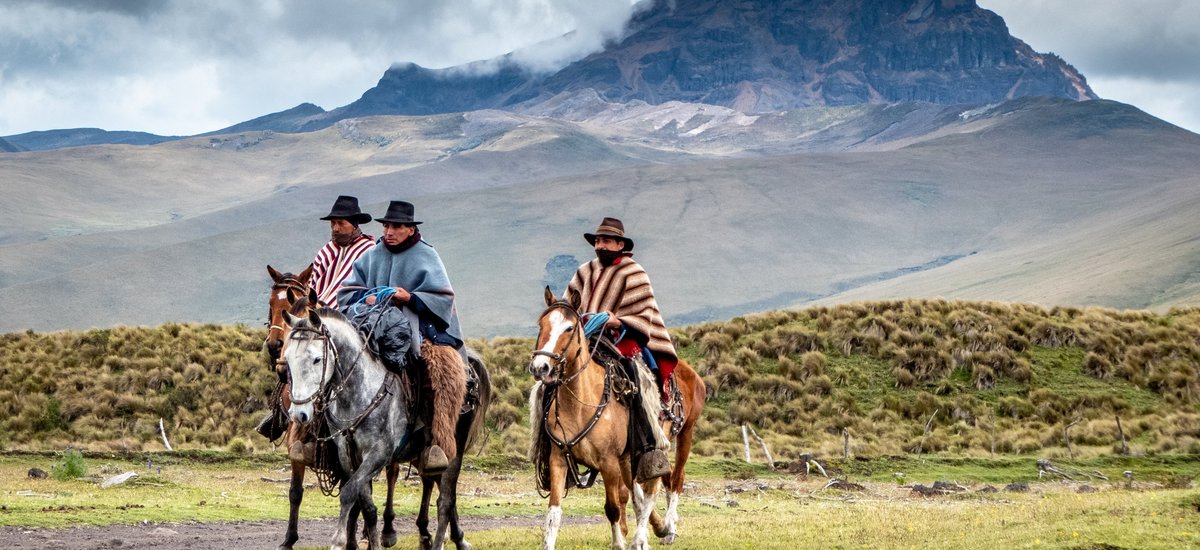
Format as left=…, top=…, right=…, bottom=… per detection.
left=746, top=424, right=775, bottom=469
left=990, top=412, right=996, bottom=456
left=1115, top=415, right=1128, bottom=456
left=842, top=428, right=850, bottom=459
left=741, top=424, right=752, bottom=463
left=1064, top=419, right=1080, bottom=459
left=915, top=409, right=939, bottom=455
left=158, top=417, right=173, bottom=451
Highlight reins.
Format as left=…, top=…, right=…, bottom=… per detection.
left=533, top=301, right=616, bottom=489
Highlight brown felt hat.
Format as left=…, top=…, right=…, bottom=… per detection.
left=584, top=217, right=634, bottom=251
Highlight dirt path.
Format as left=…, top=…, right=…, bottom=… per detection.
left=2, top=514, right=600, bottom=549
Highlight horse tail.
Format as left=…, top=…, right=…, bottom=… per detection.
left=462, top=348, right=491, bottom=451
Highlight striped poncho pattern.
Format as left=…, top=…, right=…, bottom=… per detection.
left=567, top=255, right=678, bottom=361
left=310, top=234, right=375, bottom=308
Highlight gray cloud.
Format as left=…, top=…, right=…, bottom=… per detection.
left=0, top=0, right=639, bottom=135
left=982, top=0, right=1200, bottom=132
left=1, top=1, right=1197, bottom=135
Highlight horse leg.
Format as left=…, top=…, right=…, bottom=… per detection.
left=542, top=451, right=568, bottom=550
left=629, top=477, right=661, bottom=550
left=382, top=462, right=401, bottom=548
left=438, top=463, right=473, bottom=550
left=279, top=459, right=305, bottom=550
left=602, top=461, right=628, bottom=550
left=417, top=474, right=436, bottom=550
left=656, top=422, right=694, bottom=544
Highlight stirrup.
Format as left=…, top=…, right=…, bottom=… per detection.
left=420, top=445, right=449, bottom=476
left=636, top=449, right=670, bottom=483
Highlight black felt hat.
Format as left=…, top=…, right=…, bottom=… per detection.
left=375, top=201, right=423, bottom=225
left=319, top=195, right=373, bottom=225
left=584, top=217, right=634, bottom=251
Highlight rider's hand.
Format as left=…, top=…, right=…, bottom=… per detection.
left=391, top=287, right=411, bottom=304
left=604, top=312, right=621, bottom=330
left=364, top=295, right=377, bottom=305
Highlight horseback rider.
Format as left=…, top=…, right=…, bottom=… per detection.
left=337, top=201, right=468, bottom=476
left=256, top=195, right=376, bottom=441
left=311, top=195, right=376, bottom=309
left=567, top=217, right=674, bottom=482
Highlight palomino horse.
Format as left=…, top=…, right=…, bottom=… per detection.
left=266, top=265, right=490, bottom=550
left=283, top=307, right=491, bottom=550
left=528, top=288, right=706, bottom=549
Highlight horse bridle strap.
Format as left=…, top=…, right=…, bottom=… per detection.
left=285, top=324, right=338, bottom=406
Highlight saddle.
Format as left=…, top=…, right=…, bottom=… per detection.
left=587, top=333, right=682, bottom=432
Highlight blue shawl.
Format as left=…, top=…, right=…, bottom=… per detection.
left=337, top=240, right=464, bottom=352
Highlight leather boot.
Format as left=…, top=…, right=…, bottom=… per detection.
left=255, top=409, right=287, bottom=441
left=636, top=449, right=671, bottom=483
left=420, top=445, right=449, bottom=477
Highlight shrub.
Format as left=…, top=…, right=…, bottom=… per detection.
left=799, top=351, right=827, bottom=381
left=227, top=437, right=253, bottom=455
left=51, top=448, right=87, bottom=480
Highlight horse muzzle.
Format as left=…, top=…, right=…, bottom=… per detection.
left=289, top=405, right=313, bottom=426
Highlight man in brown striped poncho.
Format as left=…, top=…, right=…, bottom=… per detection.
left=311, top=195, right=376, bottom=309
left=567, top=217, right=674, bottom=482
left=255, top=195, right=375, bottom=440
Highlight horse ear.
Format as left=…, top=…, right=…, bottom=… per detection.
left=307, top=287, right=319, bottom=307
left=286, top=286, right=302, bottom=304
left=297, top=263, right=314, bottom=284
left=566, top=287, right=582, bottom=310
left=282, top=310, right=299, bottom=327
left=267, top=265, right=284, bottom=282
left=544, top=286, right=555, bottom=307
left=307, top=309, right=321, bottom=328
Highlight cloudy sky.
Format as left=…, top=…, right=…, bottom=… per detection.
left=0, top=0, right=1197, bottom=137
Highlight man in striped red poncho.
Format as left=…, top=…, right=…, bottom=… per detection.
left=567, top=217, right=675, bottom=482
left=254, top=195, right=374, bottom=440
left=311, top=195, right=376, bottom=308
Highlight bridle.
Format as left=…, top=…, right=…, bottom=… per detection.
left=284, top=323, right=340, bottom=407
left=532, top=301, right=614, bottom=490
left=531, top=301, right=592, bottom=385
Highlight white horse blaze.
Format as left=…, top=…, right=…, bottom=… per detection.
left=532, top=310, right=572, bottom=374
left=543, top=505, right=563, bottom=549
left=276, top=290, right=287, bottom=301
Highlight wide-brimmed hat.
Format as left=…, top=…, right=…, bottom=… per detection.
left=584, top=217, right=634, bottom=250
left=319, top=195, right=373, bottom=225
left=375, top=200, right=423, bottom=225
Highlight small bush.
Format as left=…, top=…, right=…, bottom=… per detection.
left=227, top=437, right=253, bottom=456
left=51, top=448, right=87, bottom=480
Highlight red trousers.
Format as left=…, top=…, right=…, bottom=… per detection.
left=615, top=339, right=677, bottom=402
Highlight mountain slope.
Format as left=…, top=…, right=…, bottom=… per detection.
left=1, top=99, right=1197, bottom=334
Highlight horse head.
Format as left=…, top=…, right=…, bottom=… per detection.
left=266, top=264, right=315, bottom=364
left=529, top=286, right=586, bottom=384
left=280, top=307, right=336, bottom=425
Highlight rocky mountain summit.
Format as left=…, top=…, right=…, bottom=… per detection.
left=328, top=0, right=1094, bottom=123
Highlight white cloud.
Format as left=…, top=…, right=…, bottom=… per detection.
left=981, top=0, right=1200, bottom=132
left=0, top=0, right=639, bottom=135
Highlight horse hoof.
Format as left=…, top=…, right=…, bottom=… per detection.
left=456, top=540, right=473, bottom=550
left=382, top=531, right=398, bottom=548
left=660, top=532, right=677, bottom=545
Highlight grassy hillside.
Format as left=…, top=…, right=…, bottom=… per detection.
left=3, top=301, right=1198, bottom=463
left=5, top=99, right=1200, bottom=335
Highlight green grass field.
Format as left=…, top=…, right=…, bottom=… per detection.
left=2, top=452, right=1198, bottom=549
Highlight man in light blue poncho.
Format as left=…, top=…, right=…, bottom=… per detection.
left=338, top=200, right=467, bottom=476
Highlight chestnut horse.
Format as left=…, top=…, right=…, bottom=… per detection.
left=528, top=288, right=705, bottom=549
left=265, top=265, right=492, bottom=550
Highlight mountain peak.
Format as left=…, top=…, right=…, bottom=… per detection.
left=330, top=0, right=1092, bottom=123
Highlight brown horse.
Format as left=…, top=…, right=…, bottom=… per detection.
left=528, top=288, right=705, bottom=549
left=266, top=265, right=404, bottom=550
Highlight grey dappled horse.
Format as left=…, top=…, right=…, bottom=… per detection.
left=283, top=307, right=490, bottom=550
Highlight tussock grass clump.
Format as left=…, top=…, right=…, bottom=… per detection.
left=3, top=300, right=1200, bottom=459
